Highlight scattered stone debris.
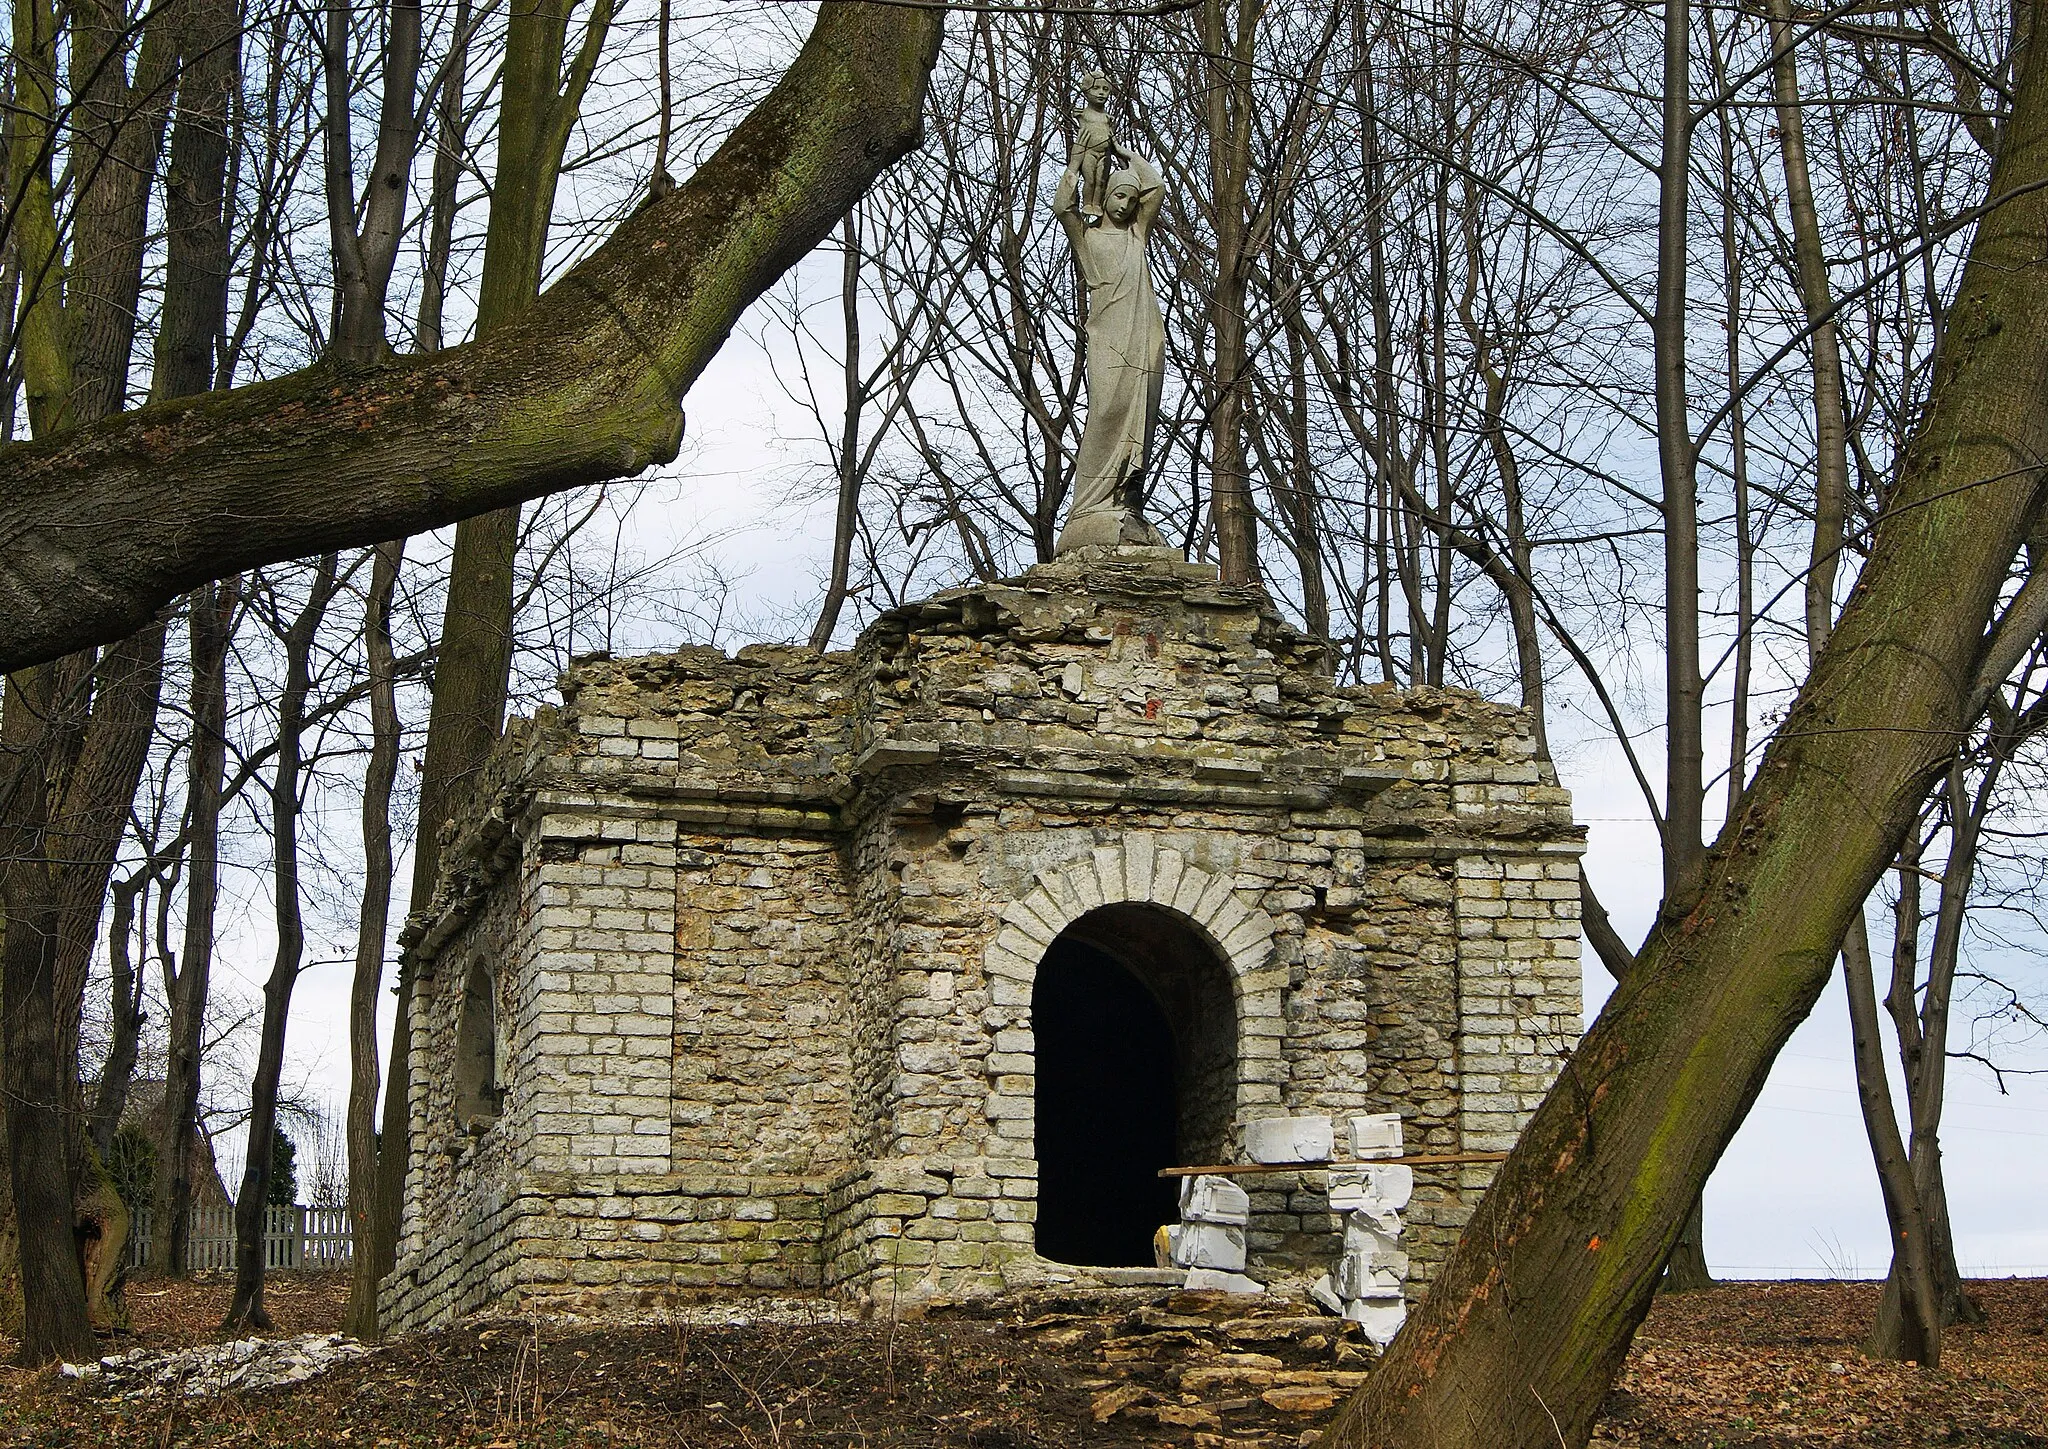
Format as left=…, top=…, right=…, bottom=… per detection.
left=64, top=1331, right=373, bottom=1397
left=9, top=1275, right=2043, bottom=1445
left=952, top=1285, right=1376, bottom=1439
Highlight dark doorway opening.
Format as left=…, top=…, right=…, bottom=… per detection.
left=1032, top=903, right=1238, bottom=1268
left=1033, top=937, right=1177, bottom=1266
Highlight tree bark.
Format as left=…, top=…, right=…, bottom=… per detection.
left=141, top=0, right=244, bottom=1282
left=90, top=875, right=145, bottom=1157
left=0, top=675, right=97, bottom=1364
left=154, top=579, right=238, bottom=1276
left=66, top=0, right=176, bottom=425
left=1661, top=1203, right=1715, bottom=1294
left=810, top=215, right=868, bottom=651
left=325, top=0, right=424, bottom=362
left=1328, top=20, right=2048, bottom=1440
left=6, top=0, right=74, bottom=439
left=1766, top=0, right=1850, bottom=656
left=361, top=503, right=521, bottom=1331
left=344, top=542, right=403, bottom=1338
left=1870, top=753, right=1994, bottom=1352
left=362, top=0, right=618, bottom=1335
left=1655, top=0, right=1704, bottom=899
left=153, top=0, right=240, bottom=405
left=414, top=0, right=472, bottom=354
left=1847, top=908, right=1943, bottom=1363
left=0, top=3, right=946, bottom=676
left=1201, top=0, right=1261, bottom=587
left=0, top=0, right=179, bottom=1350
left=1647, top=0, right=1715, bottom=1299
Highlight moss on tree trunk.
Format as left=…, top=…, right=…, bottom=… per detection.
left=0, top=4, right=944, bottom=676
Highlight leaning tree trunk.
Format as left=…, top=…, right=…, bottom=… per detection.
left=0, top=5, right=944, bottom=676
left=1328, top=22, right=2048, bottom=1443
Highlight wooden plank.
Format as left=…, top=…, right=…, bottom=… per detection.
left=1156, top=1152, right=1509, bottom=1178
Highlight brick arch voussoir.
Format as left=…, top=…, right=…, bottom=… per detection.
left=987, top=842, right=1277, bottom=990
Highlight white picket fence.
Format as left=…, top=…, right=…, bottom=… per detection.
left=126, top=1204, right=352, bottom=1272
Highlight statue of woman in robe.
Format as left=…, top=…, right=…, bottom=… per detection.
left=1052, top=148, right=1172, bottom=554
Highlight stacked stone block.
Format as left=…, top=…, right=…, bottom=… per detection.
left=1170, top=1174, right=1259, bottom=1293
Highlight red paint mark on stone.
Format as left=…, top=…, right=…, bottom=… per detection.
left=1145, top=698, right=1162, bottom=719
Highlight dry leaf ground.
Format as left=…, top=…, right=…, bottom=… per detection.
left=1592, top=1278, right=2048, bottom=1446
left=0, top=1272, right=2038, bottom=1446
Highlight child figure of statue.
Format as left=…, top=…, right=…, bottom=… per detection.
left=1071, top=70, right=1126, bottom=223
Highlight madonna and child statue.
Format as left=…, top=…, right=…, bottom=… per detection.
left=1051, top=72, right=1174, bottom=556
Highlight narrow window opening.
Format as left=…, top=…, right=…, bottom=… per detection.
left=454, top=958, right=503, bottom=1132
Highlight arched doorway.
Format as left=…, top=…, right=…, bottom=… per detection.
left=1033, top=903, right=1238, bottom=1267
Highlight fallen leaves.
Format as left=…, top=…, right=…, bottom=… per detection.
left=1592, top=1278, right=2048, bottom=1446
left=0, top=1272, right=2040, bottom=1447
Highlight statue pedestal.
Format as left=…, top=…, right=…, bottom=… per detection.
left=1023, top=543, right=1217, bottom=591
left=1054, top=502, right=1170, bottom=555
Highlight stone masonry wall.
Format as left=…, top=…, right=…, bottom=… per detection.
left=1453, top=849, right=1584, bottom=1204
left=389, top=550, right=1584, bottom=1327
left=671, top=830, right=855, bottom=1176
left=380, top=837, right=530, bottom=1332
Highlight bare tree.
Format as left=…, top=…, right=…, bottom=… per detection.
left=344, top=542, right=403, bottom=1334
left=154, top=579, right=240, bottom=1281
left=224, top=554, right=341, bottom=1331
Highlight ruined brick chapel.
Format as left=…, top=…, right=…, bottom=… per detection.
left=382, top=547, right=1585, bottom=1332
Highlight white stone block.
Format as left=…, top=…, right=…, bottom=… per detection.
left=1346, top=1112, right=1404, bottom=1159
left=1309, top=1273, right=1344, bottom=1316
left=1333, top=1246, right=1409, bottom=1299
left=1343, top=1210, right=1402, bottom=1256
left=1366, top=1164, right=1414, bottom=1210
left=1244, top=1115, right=1334, bottom=1164
left=1326, top=1171, right=1367, bottom=1211
left=1168, top=1222, right=1247, bottom=1272
left=1183, top=1267, right=1264, bottom=1295
left=1330, top=1164, right=1414, bottom=1212
left=1178, top=1173, right=1251, bottom=1226
left=1344, top=1294, right=1408, bottom=1348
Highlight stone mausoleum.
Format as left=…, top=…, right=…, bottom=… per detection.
left=381, top=549, right=1584, bottom=1332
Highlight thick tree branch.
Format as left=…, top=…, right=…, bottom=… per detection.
left=0, top=3, right=943, bottom=674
